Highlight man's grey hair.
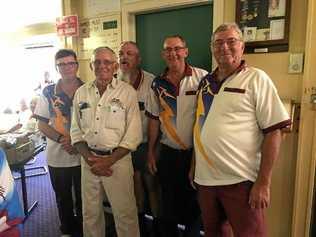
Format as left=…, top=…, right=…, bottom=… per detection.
left=120, top=41, right=140, bottom=54
left=163, top=35, right=187, bottom=48
left=211, top=23, right=244, bottom=43
left=91, top=46, right=117, bottom=62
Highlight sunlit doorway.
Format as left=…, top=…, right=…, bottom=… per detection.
left=22, top=34, right=60, bottom=98
left=0, top=34, right=60, bottom=130
left=0, top=0, right=62, bottom=130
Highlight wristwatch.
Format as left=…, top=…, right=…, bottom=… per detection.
left=56, top=134, right=63, bottom=143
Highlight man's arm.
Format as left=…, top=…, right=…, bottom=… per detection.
left=73, top=141, right=93, bottom=164
left=34, top=92, right=60, bottom=142
left=69, top=90, right=96, bottom=162
left=147, top=117, right=160, bottom=174
left=37, top=120, right=75, bottom=154
left=37, top=120, right=63, bottom=143
left=249, top=129, right=282, bottom=209
left=189, top=152, right=196, bottom=189
left=116, top=89, right=143, bottom=153
left=7, top=123, right=23, bottom=133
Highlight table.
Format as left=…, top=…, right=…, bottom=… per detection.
left=9, top=144, right=47, bottom=220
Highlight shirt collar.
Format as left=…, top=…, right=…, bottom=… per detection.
left=161, top=62, right=192, bottom=79
left=89, top=75, right=119, bottom=89
left=55, top=77, right=83, bottom=94
left=211, top=60, right=247, bottom=81
left=184, top=63, right=193, bottom=76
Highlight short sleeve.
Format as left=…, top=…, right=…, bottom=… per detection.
left=254, top=70, right=290, bottom=131
left=145, top=83, right=160, bottom=119
left=34, top=94, right=50, bottom=122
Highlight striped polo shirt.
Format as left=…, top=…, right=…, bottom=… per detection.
left=146, top=64, right=208, bottom=150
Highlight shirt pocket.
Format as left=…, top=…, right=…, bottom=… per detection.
left=178, top=94, right=196, bottom=118
left=223, top=87, right=246, bottom=94
left=221, top=88, right=248, bottom=113
left=104, top=105, right=126, bottom=130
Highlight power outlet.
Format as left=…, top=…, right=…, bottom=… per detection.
left=288, top=53, right=304, bottom=74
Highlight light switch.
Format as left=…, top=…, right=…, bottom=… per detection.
left=288, top=53, right=304, bottom=74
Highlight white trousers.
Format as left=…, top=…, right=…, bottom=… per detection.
left=81, top=155, right=140, bottom=237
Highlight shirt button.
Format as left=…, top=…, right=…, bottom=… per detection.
left=98, top=104, right=101, bottom=107
left=94, top=131, right=98, bottom=134
left=96, top=117, right=99, bottom=120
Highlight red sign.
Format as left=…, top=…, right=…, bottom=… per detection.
left=56, top=15, right=79, bottom=37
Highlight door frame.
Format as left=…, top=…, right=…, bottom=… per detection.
left=292, top=0, right=316, bottom=236
left=121, top=0, right=213, bottom=41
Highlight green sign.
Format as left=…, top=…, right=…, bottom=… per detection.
left=103, top=20, right=117, bottom=30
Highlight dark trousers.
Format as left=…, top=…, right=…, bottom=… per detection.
left=157, top=144, right=201, bottom=237
left=48, top=166, right=82, bottom=236
left=198, top=181, right=267, bottom=237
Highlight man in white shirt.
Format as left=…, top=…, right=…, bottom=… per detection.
left=71, top=46, right=142, bottom=237
left=35, top=49, right=83, bottom=237
left=192, top=23, right=291, bottom=237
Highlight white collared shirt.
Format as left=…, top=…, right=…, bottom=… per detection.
left=120, top=70, right=155, bottom=143
left=194, top=66, right=291, bottom=185
left=71, top=77, right=142, bottom=152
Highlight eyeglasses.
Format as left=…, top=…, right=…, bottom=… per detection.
left=163, top=46, right=186, bottom=54
left=212, top=38, right=242, bottom=48
left=56, top=62, right=78, bottom=68
left=93, top=60, right=116, bottom=67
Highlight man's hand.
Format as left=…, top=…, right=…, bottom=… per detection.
left=249, top=129, right=282, bottom=209
left=147, top=118, right=160, bottom=175
left=147, top=150, right=157, bottom=175
left=7, top=123, right=22, bottom=133
left=0, top=210, right=23, bottom=233
left=60, top=135, right=78, bottom=155
left=89, top=156, right=114, bottom=177
left=248, top=181, right=270, bottom=209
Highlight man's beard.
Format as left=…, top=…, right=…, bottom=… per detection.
left=117, top=70, right=131, bottom=83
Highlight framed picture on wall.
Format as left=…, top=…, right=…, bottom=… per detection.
left=235, top=0, right=291, bottom=53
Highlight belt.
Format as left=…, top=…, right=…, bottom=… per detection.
left=161, top=144, right=192, bottom=153
left=89, top=148, right=115, bottom=156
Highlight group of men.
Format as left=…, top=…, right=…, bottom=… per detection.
left=33, top=22, right=290, bottom=237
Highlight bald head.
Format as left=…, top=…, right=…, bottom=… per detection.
left=119, top=41, right=141, bottom=73
left=163, top=35, right=187, bottom=48
left=120, top=41, right=140, bottom=55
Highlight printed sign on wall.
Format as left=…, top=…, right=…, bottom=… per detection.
left=56, top=15, right=79, bottom=37
left=78, top=14, right=121, bottom=60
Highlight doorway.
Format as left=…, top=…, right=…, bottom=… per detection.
left=136, top=3, right=213, bottom=75
left=0, top=34, right=59, bottom=115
